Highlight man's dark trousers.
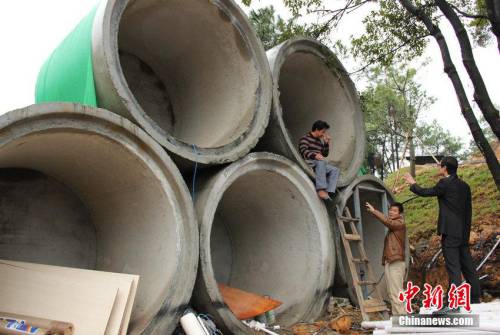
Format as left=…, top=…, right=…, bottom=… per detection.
left=441, top=235, right=481, bottom=303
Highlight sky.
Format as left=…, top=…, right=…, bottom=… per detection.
left=0, top=0, right=498, bottom=148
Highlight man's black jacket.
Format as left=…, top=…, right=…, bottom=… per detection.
left=410, top=174, right=472, bottom=242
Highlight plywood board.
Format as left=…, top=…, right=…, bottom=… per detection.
left=0, top=261, right=117, bottom=334
left=1, top=261, right=139, bottom=335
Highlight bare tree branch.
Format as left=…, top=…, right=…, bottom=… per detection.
left=449, top=3, right=489, bottom=20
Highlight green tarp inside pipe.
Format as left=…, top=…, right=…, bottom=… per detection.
left=35, top=7, right=98, bottom=107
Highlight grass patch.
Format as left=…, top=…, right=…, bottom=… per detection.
left=385, top=164, right=499, bottom=242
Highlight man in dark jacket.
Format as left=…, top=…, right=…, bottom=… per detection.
left=366, top=202, right=406, bottom=315
left=403, top=156, right=481, bottom=304
left=298, top=120, right=340, bottom=200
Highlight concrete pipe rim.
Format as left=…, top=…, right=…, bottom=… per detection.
left=0, top=103, right=199, bottom=335
left=196, top=152, right=334, bottom=333
left=93, top=0, right=272, bottom=165
left=268, top=38, right=365, bottom=187
left=333, top=175, right=409, bottom=304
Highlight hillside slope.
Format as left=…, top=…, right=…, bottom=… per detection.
left=386, top=163, right=499, bottom=296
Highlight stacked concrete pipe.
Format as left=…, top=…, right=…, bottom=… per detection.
left=331, top=175, right=410, bottom=304
left=192, top=153, right=335, bottom=334
left=37, top=0, right=272, bottom=170
left=0, top=103, right=198, bottom=335
left=257, top=38, right=365, bottom=187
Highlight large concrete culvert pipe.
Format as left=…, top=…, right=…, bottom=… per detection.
left=192, top=153, right=335, bottom=334
left=330, top=175, right=410, bottom=305
left=36, top=0, right=272, bottom=169
left=257, top=38, right=365, bottom=187
left=0, top=103, right=198, bottom=335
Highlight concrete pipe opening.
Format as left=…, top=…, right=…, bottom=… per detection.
left=92, top=0, right=272, bottom=166
left=258, top=38, right=365, bottom=187
left=0, top=103, right=198, bottom=334
left=193, top=153, right=334, bottom=334
left=332, top=175, right=409, bottom=305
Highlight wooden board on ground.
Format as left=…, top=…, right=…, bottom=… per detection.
left=217, top=283, right=282, bottom=320
left=0, top=260, right=139, bottom=335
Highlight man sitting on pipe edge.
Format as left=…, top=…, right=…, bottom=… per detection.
left=298, top=120, right=340, bottom=200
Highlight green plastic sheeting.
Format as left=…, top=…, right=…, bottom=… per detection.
left=35, top=7, right=98, bottom=107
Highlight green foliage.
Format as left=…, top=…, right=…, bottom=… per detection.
left=450, top=0, right=492, bottom=47
left=386, top=163, right=499, bottom=241
left=351, top=0, right=432, bottom=67
left=361, top=64, right=435, bottom=176
left=248, top=6, right=318, bottom=50
left=416, top=119, right=465, bottom=157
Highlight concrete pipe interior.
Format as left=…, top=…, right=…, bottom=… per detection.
left=0, top=105, right=197, bottom=334
left=195, top=154, right=334, bottom=332
left=278, top=52, right=357, bottom=173
left=211, top=170, right=322, bottom=324
left=118, top=0, right=261, bottom=148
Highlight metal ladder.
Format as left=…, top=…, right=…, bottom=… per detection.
left=336, top=201, right=389, bottom=321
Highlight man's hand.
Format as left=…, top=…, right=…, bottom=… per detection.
left=322, top=133, right=331, bottom=143
left=315, top=153, right=325, bottom=160
left=403, top=173, right=416, bottom=185
left=365, top=202, right=375, bottom=213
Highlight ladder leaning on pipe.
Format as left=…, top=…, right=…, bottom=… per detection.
left=335, top=185, right=390, bottom=321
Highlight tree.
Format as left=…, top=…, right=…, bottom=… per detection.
left=248, top=6, right=316, bottom=50
left=397, top=0, right=500, bottom=189
left=416, top=120, right=465, bottom=158
left=485, top=0, right=500, bottom=52
left=362, top=65, right=435, bottom=178
left=244, top=0, right=500, bottom=189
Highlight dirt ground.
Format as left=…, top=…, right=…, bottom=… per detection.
left=280, top=215, right=499, bottom=335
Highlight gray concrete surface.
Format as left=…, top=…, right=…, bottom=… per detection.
left=192, top=152, right=335, bottom=334
left=256, top=38, right=365, bottom=187
left=330, top=175, right=410, bottom=305
left=91, top=0, right=272, bottom=168
left=0, top=103, right=198, bottom=335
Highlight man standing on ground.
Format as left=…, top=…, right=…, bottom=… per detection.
left=298, top=120, right=340, bottom=200
left=403, top=157, right=481, bottom=306
left=365, top=202, right=407, bottom=315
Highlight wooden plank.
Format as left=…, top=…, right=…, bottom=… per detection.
left=338, top=216, right=360, bottom=222
left=364, top=299, right=385, bottom=307
left=352, top=258, right=368, bottom=263
left=217, top=284, right=282, bottom=320
left=344, top=234, right=361, bottom=241
left=364, top=305, right=389, bottom=313
left=0, top=260, right=139, bottom=335
left=0, top=261, right=118, bottom=335
left=357, top=280, right=377, bottom=286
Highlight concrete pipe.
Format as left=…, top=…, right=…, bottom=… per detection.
left=92, top=0, right=272, bottom=168
left=257, top=38, right=365, bottom=187
left=192, top=153, right=334, bottom=334
left=330, top=175, right=410, bottom=305
left=0, top=103, right=198, bottom=335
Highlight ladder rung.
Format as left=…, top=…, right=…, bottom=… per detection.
left=344, top=234, right=362, bottom=241
left=352, top=258, right=369, bottom=263
left=364, top=299, right=385, bottom=307
left=357, top=280, right=376, bottom=286
left=365, top=305, right=388, bottom=313
left=338, top=216, right=360, bottom=222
